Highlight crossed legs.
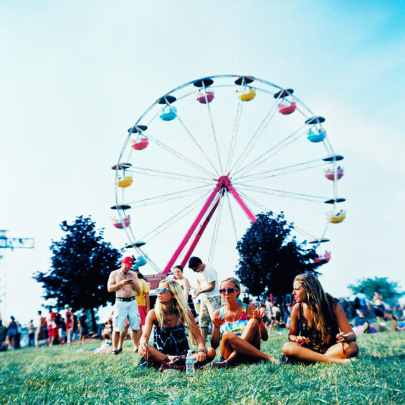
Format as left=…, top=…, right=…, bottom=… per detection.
left=282, top=341, right=359, bottom=364
left=217, top=319, right=279, bottom=367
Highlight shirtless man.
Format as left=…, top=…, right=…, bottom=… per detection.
left=107, top=256, right=141, bottom=354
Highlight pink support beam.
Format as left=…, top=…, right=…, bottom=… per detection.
left=163, top=183, right=222, bottom=274
left=162, top=174, right=256, bottom=274
left=180, top=197, right=221, bottom=269
left=225, top=180, right=257, bottom=223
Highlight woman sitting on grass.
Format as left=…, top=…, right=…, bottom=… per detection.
left=138, top=279, right=215, bottom=372
left=282, top=273, right=359, bottom=364
left=210, top=278, right=280, bottom=368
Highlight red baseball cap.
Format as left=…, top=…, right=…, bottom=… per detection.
left=122, top=256, right=134, bottom=267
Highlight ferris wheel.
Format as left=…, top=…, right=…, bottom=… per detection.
left=112, top=75, right=346, bottom=274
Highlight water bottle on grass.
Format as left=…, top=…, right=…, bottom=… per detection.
left=186, top=350, right=195, bottom=374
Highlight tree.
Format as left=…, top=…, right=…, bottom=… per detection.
left=235, top=211, right=324, bottom=298
left=33, top=216, right=122, bottom=331
left=348, top=277, right=403, bottom=301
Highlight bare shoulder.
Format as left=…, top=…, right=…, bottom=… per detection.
left=246, top=303, right=256, bottom=314
left=291, top=303, right=300, bottom=317
left=108, top=269, right=119, bottom=280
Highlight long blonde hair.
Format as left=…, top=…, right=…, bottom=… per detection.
left=154, top=279, right=192, bottom=330
left=294, top=273, right=337, bottom=340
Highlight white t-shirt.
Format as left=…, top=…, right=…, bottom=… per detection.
left=196, top=264, right=220, bottom=298
left=272, top=306, right=280, bottom=316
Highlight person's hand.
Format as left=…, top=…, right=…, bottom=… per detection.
left=295, top=336, right=309, bottom=345
left=194, top=349, right=207, bottom=363
left=336, top=332, right=347, bottom=343
left=248, top=308, right=262, bottom=322
left=138, top=343, right=148, bottom=358
left=119, top=280, right=128, bottom=286
left=212, top=316, right=223, bottom=328
left=192, top=291, right=200, bottom=299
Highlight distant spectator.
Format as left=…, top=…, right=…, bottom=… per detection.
left=351, top=288, right=370, bottom=311
left=28, top=320, right=35, bottom=346
left=36, top=310, right=47, bottom=347
left=6, top=316, right=18, bottom=350
left=14, top=320, right=22, bottom=349
left=373, top=292, right=386, bottom=322
left=64, top=305, right=74, bottom=346
left=71, top=311, right=79, bottom=343
left=102, top=313, right=113, bottom=341
left=79, top=311, right=89, bottom=344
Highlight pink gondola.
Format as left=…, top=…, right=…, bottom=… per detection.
left=278, top=101, right=296, bottom=115
left=324, top=166, right=344, bottom=181
left=196, top=90, right=214, bottom=104
left=314, top=251, right=331, bottom=264
left=131, top=137, right=149, bottom=151
left=112, top=217, right=131, bottom=229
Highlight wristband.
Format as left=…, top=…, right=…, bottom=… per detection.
left=197, top=348, right=208, bottom=354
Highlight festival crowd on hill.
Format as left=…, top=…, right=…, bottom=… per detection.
left=1, top=258, right=404, bottom=362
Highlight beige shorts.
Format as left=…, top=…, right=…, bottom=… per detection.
left=199, top=295, right=222, bottom=327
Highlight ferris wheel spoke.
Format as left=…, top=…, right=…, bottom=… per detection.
left=170, top=105, right=220, bottom=176
left=140, top=191, right=213, bottom=242
left=202, top=82, right=224, bottom=173
left=126, top=185, right=213, bottom=209
left=126, top=167, right=213, bottom=184
left=226, top=192, right=238, bottom=243
left=237, top=191, right=318, bottom=241
left=234, top=125, right=307, bottom=177
left=208, top=197, right=225, bottom=264
left=225, top=99, right=244, bottom=173
left=234, top=159, right=327, bottom=184
left=235, top=184, right=328, bottom=203
left=146, top=132, right=215, bottom=177
left=230, top=93, right=282, bottom=175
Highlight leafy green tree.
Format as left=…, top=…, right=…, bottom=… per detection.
left=33, top=216, right=121, bottom=331
left=235, top=211, right=323, bottom=298
left=348, top=277, right=403, bottom=301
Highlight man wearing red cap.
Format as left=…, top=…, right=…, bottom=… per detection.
left=107, top=256, right=141, bottom=354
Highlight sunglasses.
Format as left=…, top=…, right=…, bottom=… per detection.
left=156, top=287, right=172, bottom=294
left=219, top=288, right=239, bottom=295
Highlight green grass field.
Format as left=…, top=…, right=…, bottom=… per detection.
left=1, top=330, right=405, bottom=404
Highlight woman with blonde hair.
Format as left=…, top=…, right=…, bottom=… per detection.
left=282, top=273, right=358, bottom=363
left=210, top=277, right=279, bottom=368
left=138, top=279, right=215, bottom=371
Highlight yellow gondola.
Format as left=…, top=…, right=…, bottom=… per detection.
left=326, top=210, right=346, bottom=223
left=237, top=87, right=256, bottom=102
left=117, top=175, right=133, bottom=188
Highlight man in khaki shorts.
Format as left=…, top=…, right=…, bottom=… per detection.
left=189, top=256, right=221, bottom=342
left=107, top=256, right=141, bottom=354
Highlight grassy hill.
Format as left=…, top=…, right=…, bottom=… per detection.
left=1, top=330, right=404, bottom=404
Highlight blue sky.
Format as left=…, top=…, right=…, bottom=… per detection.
left=1, top=1, right=404, bottom=324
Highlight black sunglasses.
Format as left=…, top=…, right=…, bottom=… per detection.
left=219, top=288, right=240, bottom=294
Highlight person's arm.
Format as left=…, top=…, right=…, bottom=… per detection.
left=145, top=293, right=150, bottom=313
left=127, top=272, right=141, bottom=293
left=210, top=309, right=222, bottom=349
left=334, top=304, right=356, bottom=343
left=188, top=310, right=209, bottom=362
left=247, top=304, right=268, bottom=341
left=107, top=272, right=126, bottom=292
left=138, top=309, right=156, bottom=357
left=183, top=278, right=190, bottom=298
left=193, top=281, right=215, bottom=298
left=287, top=304, right=308, bottom=344
left=192, top=279, right=201, bottom=299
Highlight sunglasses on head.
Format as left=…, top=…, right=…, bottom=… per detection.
left=219, top=288, right=239, bottom=294
left=156, top=287, right=172, bottom=294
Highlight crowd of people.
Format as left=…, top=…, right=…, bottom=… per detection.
left=2, top=255, right=404, bottom=372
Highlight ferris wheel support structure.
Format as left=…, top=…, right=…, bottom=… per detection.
left=163, top=174, right=256, bottom=274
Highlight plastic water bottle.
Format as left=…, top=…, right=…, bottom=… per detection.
left=185, top=350, right=195, bottom=374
